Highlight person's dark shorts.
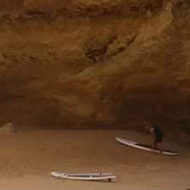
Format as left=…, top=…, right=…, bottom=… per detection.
left=153, top=126, right=164, bottom=143
left=155, top=133, right=163, bottom=143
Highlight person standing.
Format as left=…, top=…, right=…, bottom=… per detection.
left=146, top=125, right=164, bottom=152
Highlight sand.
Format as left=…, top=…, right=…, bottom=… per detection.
left=0, top=129, right=189, bottom=190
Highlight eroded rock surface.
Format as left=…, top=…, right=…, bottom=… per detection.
left=0, top=0, right=189, bottom=129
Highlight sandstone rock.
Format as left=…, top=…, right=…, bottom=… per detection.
left=0, top=0, right=189, bottom=130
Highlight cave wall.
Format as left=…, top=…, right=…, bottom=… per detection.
left=0, top=0, right=189, bottom=129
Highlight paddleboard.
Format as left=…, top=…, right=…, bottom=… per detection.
left=51, top=172, right=116, bottom=182
left=116, top=137, right=178, bottom=156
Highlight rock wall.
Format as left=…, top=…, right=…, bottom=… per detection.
left=0, top=0, right=189, bottom=129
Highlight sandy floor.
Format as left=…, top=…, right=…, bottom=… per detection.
left=0, top=129, right=189, bottom=190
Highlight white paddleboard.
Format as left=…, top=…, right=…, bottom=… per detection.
left=51, top=172, right=116, bottom=182
left=116, top=137, right=178, bottom=156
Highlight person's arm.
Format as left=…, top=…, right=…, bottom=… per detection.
left=149, top=128, right=154, bottom=134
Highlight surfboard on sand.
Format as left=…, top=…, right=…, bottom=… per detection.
left=51, top=172, right=116, bottom=182
left=116, top=137, right=178, bottom=156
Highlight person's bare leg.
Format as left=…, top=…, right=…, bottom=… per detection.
left=153, top=139, right=157, bottom=150
left=157, top=142, right=163, bottom=152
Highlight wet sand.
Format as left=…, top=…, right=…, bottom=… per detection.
left=0, top=129, right=188, bottom=190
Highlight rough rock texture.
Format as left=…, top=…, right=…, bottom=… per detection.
left=0, top=0, right=189, bottom=129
